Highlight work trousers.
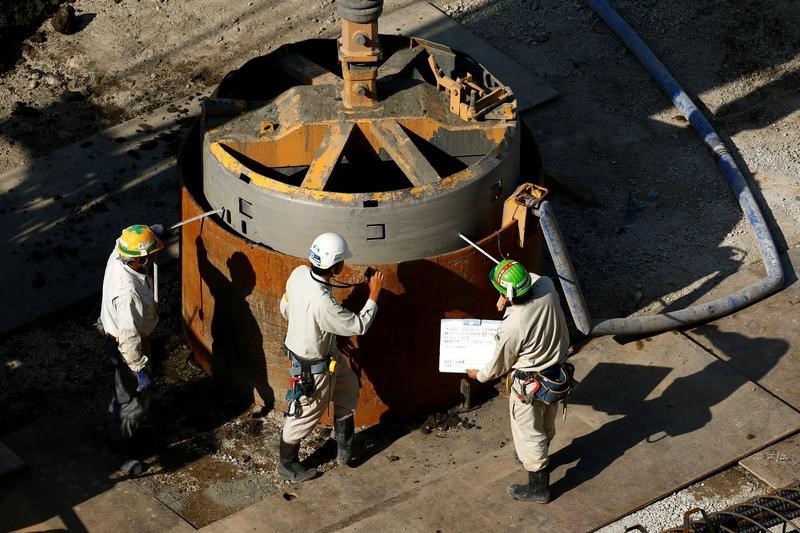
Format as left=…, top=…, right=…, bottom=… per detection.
left=106, top=337, right=151, bottom=444
left=282, top=352, right=359, bottom=445
left=509, top=377, right=559, bottom=472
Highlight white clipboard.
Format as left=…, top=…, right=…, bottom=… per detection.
left=439, top=318, right=501, bottom=373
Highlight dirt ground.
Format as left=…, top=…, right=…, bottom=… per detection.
left=1, top=0, right=799, bottom=529
left=0, top=255, right=484, bottom=527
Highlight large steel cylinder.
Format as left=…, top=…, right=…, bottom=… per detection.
left=179, top=33, right=541, bottom=426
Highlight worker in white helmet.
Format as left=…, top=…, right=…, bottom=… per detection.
left=99, top=224, right=164, bottom=475
left=277, top=232, right=384, bottom=482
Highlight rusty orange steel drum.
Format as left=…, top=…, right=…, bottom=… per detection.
left=180, top=180, right=540, bottom=426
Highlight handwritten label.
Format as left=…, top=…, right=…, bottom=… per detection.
left=439, top=319, right=501, bottom=373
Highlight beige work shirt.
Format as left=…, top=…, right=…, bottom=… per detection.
left=100, top=250, right=158, bottom=372
left=477, top=276, right=570, bottom=382
left=280, top=265, right=378, bottom=359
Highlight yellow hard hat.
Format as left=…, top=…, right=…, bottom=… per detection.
left=117, top=224, right=164, bottom=259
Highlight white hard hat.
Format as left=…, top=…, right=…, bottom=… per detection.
left=309, top=232, right=353, bottom=270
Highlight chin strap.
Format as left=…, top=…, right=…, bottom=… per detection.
left=309, top=270, right=360, bottom=289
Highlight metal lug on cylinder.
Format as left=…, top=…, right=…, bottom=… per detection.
left=503, top=182, right=546, bottom=248
left=460, top=378, right=471, bottom=410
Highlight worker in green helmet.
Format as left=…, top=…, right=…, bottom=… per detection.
left=466, top=259, right=573, bottom=504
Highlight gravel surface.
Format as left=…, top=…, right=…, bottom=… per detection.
left=597, top=466, right=770, bottom=532
left=1, top=0, right=798, bottom=529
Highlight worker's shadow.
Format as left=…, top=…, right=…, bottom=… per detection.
left=195, top=236, right=273, bottom=409
left=549, top=325, right=787, bottom=500
left=336, top=258, right=500, bottom=465
left=138, top=240, right=270, bottom=477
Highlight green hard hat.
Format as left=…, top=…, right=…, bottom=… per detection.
left=489, top=259, right=533, bottom=299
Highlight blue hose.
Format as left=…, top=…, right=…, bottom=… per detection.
left=535, top=201, right=593, bottom=334
left=536, top=0, right=784, bottom=336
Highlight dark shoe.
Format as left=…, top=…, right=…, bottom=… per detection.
left=107, top=439, right=148, bottom=477
left=277, top=439, right=318, bottom=482
left=119, top=458, right=148, bottom=477
left=507, top=470, right=550, bottom=503
left=334, top=414, right=355, bottom=466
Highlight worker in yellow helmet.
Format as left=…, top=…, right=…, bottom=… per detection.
left=99, top=224, right=164, bottom=475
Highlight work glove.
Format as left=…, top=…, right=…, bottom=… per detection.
left=135, top=369, right=153, bottom=392
left=149, top=224, right=170, bottom=239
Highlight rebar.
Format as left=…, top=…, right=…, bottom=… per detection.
left=657, top=484, right=800, bottom=533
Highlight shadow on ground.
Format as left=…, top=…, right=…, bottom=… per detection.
left=554, top=327, right=788, bottom=499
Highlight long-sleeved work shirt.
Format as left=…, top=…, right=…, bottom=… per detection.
left=100, top=249, right=158, bottom=372
left=280, top=265, right=378, bottom=359
left=477, top=275, right=570, bottom=383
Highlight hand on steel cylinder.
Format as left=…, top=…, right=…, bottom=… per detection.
left=135, top=369, right=153, bottom=392
left=367, top=269, right=384, bottom=301
left=152, top=223, right=175, bottom=241
left=465, top=369, right=479, bottom=380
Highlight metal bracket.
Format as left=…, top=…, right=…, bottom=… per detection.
left=514, top=183, right=549, bottom=209
left=427, top=54, right=516, bottom=122
left=502, top=183, right=549, bottom=247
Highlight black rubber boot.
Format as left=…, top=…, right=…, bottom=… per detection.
left=277, top=439, right=318, bottom=482
left=507, top=469, right=550, bottom=503
left=106, top=439, right=148, bottom=477
left=334, top=414, right=355, bottom=466
left=119, top=457, right=148, bottom=477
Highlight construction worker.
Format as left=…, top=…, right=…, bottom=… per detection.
left=277, top=232, right=384, bottom=482
left=466, top=259, right=572, bottom=503
left=99, top=224, right=164, bottom=471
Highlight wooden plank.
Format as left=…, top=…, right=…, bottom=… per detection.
left=740, top=434, right=800, bottom=488
left=202, top=332, right=800, bottom=532
left=300, top=122, right=354, bottom=190
left=275, top=52, right=342, bottom=86
left=370, top=120, right=439, bottom=186
left=685, top=247, right=800, bottom=410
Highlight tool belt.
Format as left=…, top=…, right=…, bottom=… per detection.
left=514, top=362, right=576, bottom=406
left=284, top=347, right=334, bottom=418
